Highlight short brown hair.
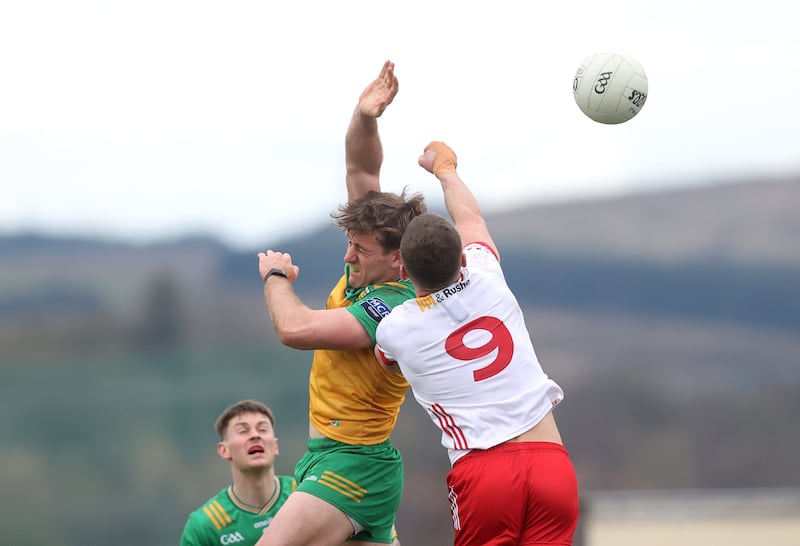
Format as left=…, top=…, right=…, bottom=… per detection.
left=332, top=189, right=427, bottom=253
left=400, top=213, right=462, bottom=292
left=215, top=400, right=275, bottom=440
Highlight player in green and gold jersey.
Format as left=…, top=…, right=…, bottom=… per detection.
left=255, top=61, right=426, bottom=546
left=180, top=400, right=295, bottom=546
left=180, top=400, right=400, bottom=546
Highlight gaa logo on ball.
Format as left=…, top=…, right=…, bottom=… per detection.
left=573, top=51, right=648, bottom=124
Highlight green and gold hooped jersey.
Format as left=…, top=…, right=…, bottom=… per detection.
left=179, top=476, right=296, bottom=546
left=308, top=267, right=413, bottom=445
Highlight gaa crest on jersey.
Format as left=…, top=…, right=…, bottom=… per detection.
left=220, top=531, right=246, bottom=544
left=360, top=297, right=392, bottom=322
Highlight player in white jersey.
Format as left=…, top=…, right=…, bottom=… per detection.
left=375, top=142, right=579, bottom=545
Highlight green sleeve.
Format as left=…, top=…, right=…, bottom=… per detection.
left=345, top=281, right=415, bottom=343
left=179, top=512, right=213, bottom=546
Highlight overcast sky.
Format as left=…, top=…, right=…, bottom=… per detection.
left=2, top=1, right=798, bottom=249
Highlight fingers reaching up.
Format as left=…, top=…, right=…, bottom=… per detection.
left=357, top=60, right=399, bottom=118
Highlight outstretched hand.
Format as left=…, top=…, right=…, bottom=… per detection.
left=357, top=60, right=399, bottom=118
left=418, top=141, right=457, bottom=177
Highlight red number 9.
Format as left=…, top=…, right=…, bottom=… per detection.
left=445, top=316, right=514, bottom=382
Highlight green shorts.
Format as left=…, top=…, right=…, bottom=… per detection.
left=294, top=437, right=403, bottom=544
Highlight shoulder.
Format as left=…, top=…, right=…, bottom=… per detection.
left=375, top=296, right=419, bottom=338
left=348, top=280, right=415, bottom=318
left=278, top=475, right=297, bottom=494
left=180, top=496, right=220, bottom=546
left=464, top=242, right=500, bottom=264
left=463, top=243, right=504, bottom=280
left=367, top=279, right=415, bottom=301
left=183, top=488, right=230, bottom=530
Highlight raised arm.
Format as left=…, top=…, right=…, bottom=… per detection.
left=257, top=250, right=373, bottom=350
left=345, top=60, right=399, bottom=200
left=418, top=141, right=499, bottom=258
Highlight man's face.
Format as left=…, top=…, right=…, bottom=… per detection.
left=218, top=412, right=279, bottom=472
left=343, top=231, right=401, bottom=288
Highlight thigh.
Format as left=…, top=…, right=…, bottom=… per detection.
left=295, top=441, right=404, bottom=544
left=257, top=491, right=354, bottom=546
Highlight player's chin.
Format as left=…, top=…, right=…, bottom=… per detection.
left=245, top=456, right=270, bottom=468
left=348, top=272, right=365, bottom=288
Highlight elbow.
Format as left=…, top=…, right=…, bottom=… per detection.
left=273, top=321, right=315, bottom=350
left=274, top=324, right=304, bottom=349
left=265, top=302, right=318, bottom=349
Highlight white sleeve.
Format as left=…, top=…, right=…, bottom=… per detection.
left=464, top=242, right=502, bottom=275
left=374, top=322, right=396, bottom=361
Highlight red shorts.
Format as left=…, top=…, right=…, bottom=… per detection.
left=446, top=442, right=579, bottom=545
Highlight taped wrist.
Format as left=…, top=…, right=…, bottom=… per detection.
left=427, top=142, right=457, bottom=176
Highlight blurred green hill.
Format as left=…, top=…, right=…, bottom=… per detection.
left=1, top=176, right=798, bottom=546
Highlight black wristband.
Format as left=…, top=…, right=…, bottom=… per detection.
left=263, top=268, right=288, bottom=283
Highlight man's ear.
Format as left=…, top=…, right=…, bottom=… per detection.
left=217, top=441, right=231, bottom=461
left=391, top=248, right=403, bottom=269
left=461, top=252, right=467, bottom=267
left=399, top=263, right=409, bottom=280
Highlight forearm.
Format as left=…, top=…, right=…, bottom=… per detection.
left=439, top=172, right=484, bottom=226
left=420, top=140, right=498, bottom=254
left=263, top=278, right=315, bottom=348
left=345, top=110, right=382, bottom=199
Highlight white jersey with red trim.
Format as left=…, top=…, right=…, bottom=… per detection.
left=376, top=242, right=564, bottom=465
